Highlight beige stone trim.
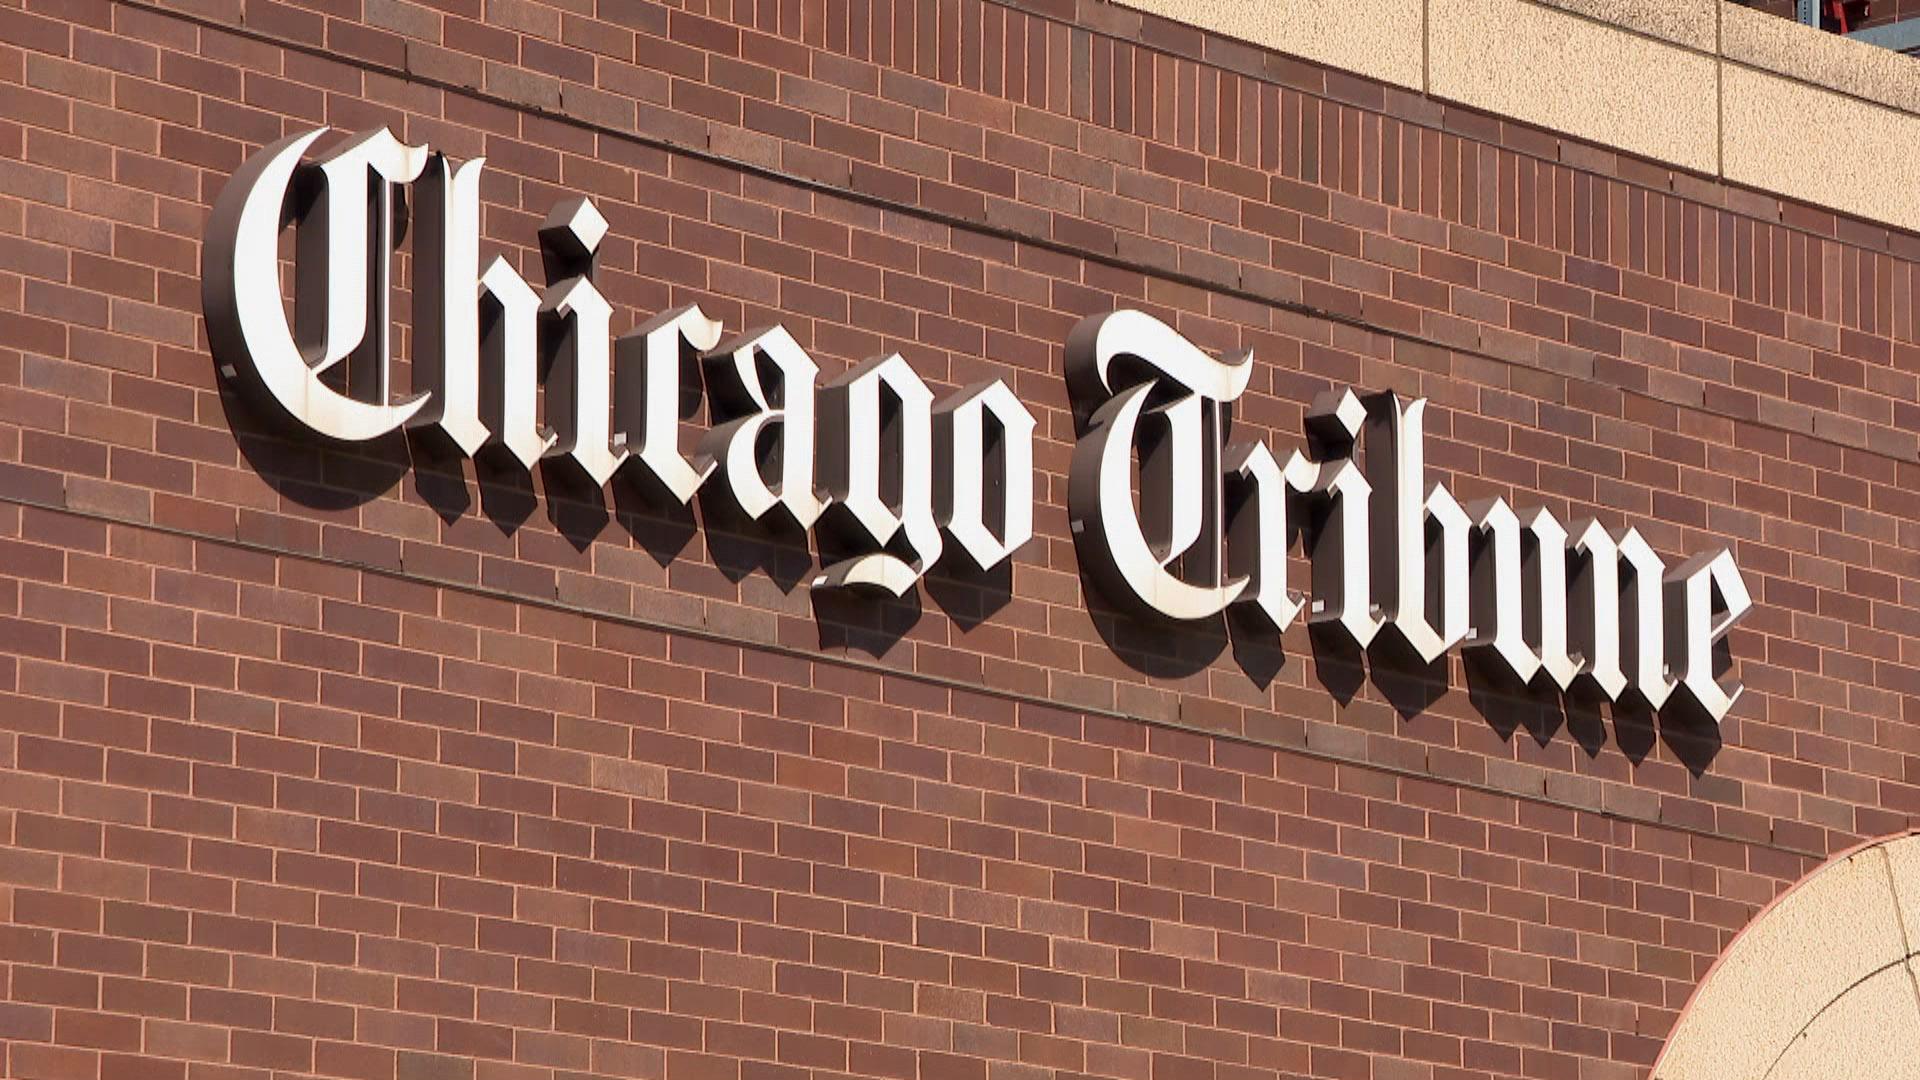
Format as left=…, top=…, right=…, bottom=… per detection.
left=1764, top=963, right=1920, bottom=1080
left=1109, top=0, right=1920, bottom=235
left=1112, top=0, right=1426, bottom=88
left=1651, top=831, right=1920, bottom=1080
left=1531, top=0, right=1718, bottom=51
left=1721, top=3, right=1920, bottom=116
left=1427, top=0, right=1719, bottom=173
left=1722, top=63, right=1920, bottom=237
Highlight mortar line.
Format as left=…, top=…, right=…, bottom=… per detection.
left=0, top=490, right=1828, bottom=861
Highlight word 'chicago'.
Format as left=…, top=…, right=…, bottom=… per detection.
left=204, top=128, right=1035, bottom=596
left=203, top=128, right=1751, bottom=724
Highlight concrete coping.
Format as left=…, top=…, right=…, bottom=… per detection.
left=1533, top=0, right=1720, bottom=52
left=1718, top=2, right=1920, bottom=117
left=1110, top=0, right=1920, bottom=237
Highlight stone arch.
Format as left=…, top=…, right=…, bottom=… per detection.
left=1654, top=830, right=1920, bottom=1079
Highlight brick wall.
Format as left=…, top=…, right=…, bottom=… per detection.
left=2, top=1, right=1919, bottom=1079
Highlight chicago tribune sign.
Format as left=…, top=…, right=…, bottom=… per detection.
left=204, top=127, right=1752, bottom=725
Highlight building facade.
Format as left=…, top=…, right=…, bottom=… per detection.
left=3, top=2, right=1920, bottom=1079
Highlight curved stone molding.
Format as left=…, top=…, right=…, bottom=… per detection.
left=1765, top=964, right=1920, bottom=1080
left=1653, top=831, right=1920, bottom=1080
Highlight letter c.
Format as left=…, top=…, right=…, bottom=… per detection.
left=203, top=128, right=428, bottom=442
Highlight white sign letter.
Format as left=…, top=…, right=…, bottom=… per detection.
left=204, top=127, right=428, bottom=441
